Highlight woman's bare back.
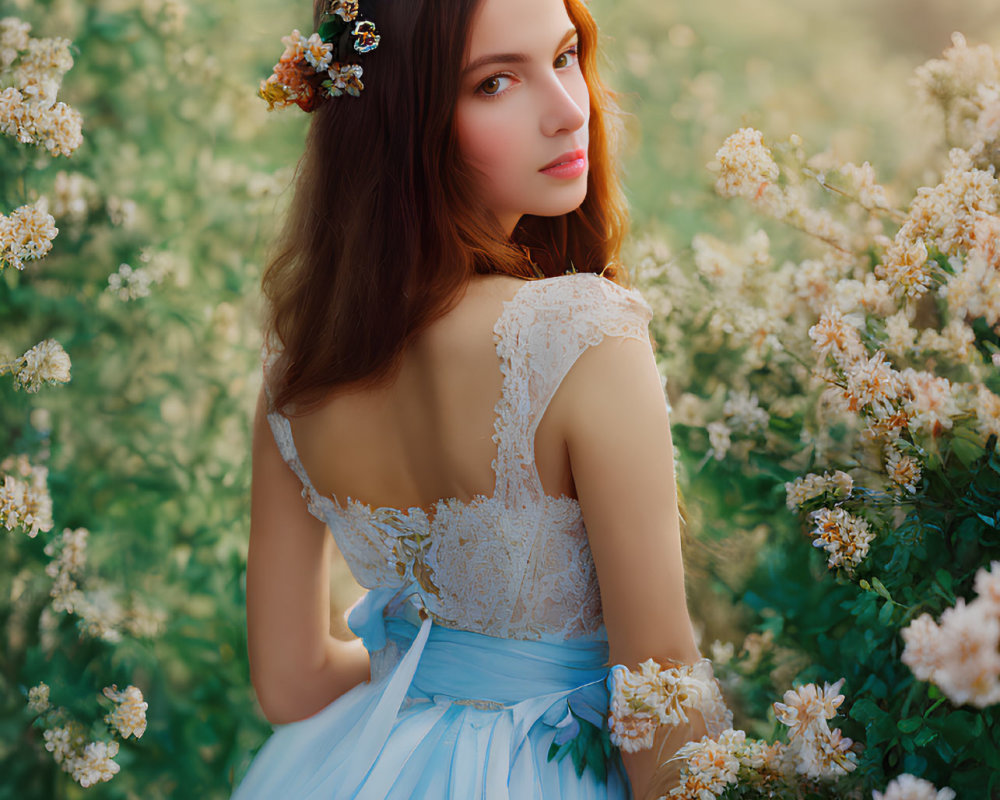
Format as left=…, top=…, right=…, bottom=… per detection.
left=286, top=274, right=577, bottom=522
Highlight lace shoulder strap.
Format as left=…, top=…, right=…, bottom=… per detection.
left=492, top=272, right=654, bottom=505
left=258, top=333, right=326, bottom=519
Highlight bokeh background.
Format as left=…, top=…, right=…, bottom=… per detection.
left=2, top=0, right=998, bottom=797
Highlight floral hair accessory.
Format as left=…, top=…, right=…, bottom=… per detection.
left=606, top=657, right=733, bottom=753
left=258, top=0, right=381, bottom=112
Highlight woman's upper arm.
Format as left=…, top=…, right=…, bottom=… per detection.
left=559, top=332, right=706, bottom=797
left=246, top=385, right=333, bottom=721
left=560, top=332, right=700, bottom=671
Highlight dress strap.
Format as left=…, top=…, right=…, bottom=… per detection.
left=491, top=273, right=654, bottom=505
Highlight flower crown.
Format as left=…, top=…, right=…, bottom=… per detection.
left=258, top=0, right=381, bottom=112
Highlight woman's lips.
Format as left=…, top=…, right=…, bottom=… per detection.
left=539, top=149, right=587, bottom=179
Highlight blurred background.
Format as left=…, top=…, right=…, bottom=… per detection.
left=1, top=0, right=998, bottom=796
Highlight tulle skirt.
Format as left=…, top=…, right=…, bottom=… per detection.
left=230, top=588, right=632, bottom=799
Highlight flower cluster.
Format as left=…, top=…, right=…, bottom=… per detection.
left=663, top=679, right=856, bottom=799
left=49, top=170, right=99, bottom=223
left=27, top=681, right=51, bottom=714
left=873, top=773, right=957, bottom=800
left=29, top=682, right=147, bottom=788
left=43, top=725, right=121, bottom=788
left=102, top=684, right=149, bottom=739
left=44, top=527, right=89, bottom=613
left=900, top=561, right=1000, bottom=708
left=807, top=506, right=876, bottom=571
left=607, top=657, right=733, bottom=753
left=772, top=678, right=858, bottom=778
left=0, top=453, right=53, bottom=537
left=258, top=0, right=380, bottom=111
left=784, top=470, right=853, bottom=510
left=711, top=129, right=854, bottom=251
left=0, top=19, right=83, bottom=156
left=914, top=32, right=1000, bottom=170
left=666, top=728, right=783, bottom=800
left=0, top=337, right=72, bottom=392
left=0, top=198, right=58, bottom=271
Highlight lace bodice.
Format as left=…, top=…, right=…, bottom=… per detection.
left=262, top=272, right=655, bottom=643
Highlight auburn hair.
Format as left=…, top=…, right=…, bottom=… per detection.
left=262, top=0, right=634, bottom=416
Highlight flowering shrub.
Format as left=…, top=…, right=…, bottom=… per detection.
left=632, top=30, right=1000, bottom=797
left=0, top=1, right=296, bottom=795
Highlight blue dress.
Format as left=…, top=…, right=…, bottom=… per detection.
left=232, top=273, right=656, bottom=799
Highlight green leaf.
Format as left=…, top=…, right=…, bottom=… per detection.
left=878, top=599, right=894, bottom=625
left=913, top=727, right=938, bottom=746
left=951, top=434, right=985, bottom=468
left=897, top=717, right=922, bottom=734
left=870, top=576, right=893, bottom=602
left=317, top=16, right=348, bottom=40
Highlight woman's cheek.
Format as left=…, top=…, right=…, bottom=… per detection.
left=461, top=111, right=516, bottom=176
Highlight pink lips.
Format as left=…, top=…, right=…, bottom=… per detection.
left=539, top=149, right=587, bottom=179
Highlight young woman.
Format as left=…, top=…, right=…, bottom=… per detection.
left=234, top=0, right=731, bottom=797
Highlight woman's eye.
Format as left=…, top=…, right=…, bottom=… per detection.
left=478, top=75, right=512, bottom=97
left=555, top=45, right=579, bottom=69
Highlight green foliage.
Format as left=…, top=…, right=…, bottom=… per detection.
left=1, top=0, right=306, bottom=795
left=546, top=714, right=615, bottom=783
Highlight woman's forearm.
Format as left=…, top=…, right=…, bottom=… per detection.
left=258, top=636, right=370, bottom=725
left=621, top=710, right=709, bottom=800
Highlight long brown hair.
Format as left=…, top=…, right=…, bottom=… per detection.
left=262, top=0, right=633, bottom=416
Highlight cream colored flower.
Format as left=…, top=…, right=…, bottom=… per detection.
left=784, top=470, right=853, bottom=510
left=27, top=681, right=50, bottom=713
left=102, top=684, right=148, bottom=739
left=0, top=454, right=53, bottom=537
left=12, top=338, right=71, bottom=392
left=839, top=161, right=891, bottom=210
left=773, top=679, right=845, bottom=739
left=899, top=368, right=960, bottom=436
left=668, top=734, right=740, bottom=798
left=873, top=773, right=957, bottom=800
left=876, top=237, right=934, bottom=299
left=808, top=507, right=875, bottom=570
left=885, top=446, right=921, bottom=494
left=43, top=725, right=73, bottom=763
left=706, top=420, right=732, bottom=461
left=69, top=739, right=120, bottom=788
left=900, top=613, right=941, bottom=682
left=884, top=311, right=918, bottom=356
left=843, top=350, right=902, bottom=416
left=934, top=598, right=1000, bottom=708
left=711, top=127, right=780, bottom=200
left=974, top=561, right=1000, bottom=613
left=44, top=527, right=89, bottom=613
left=0, top=199, right=59, bottom=270
left=808, top=307, right=865, bottom=367
left=0, top=17, right=30, bottom=68
left=974, top=384, right=1000, bottom=439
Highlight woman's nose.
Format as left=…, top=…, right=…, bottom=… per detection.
left=539, top=73, right=588, bottom=138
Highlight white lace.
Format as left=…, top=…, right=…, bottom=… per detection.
left=262, top=272, right=654, bottom=642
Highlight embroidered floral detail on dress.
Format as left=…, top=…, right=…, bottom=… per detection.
left=376, top=507, right=442, bottom=598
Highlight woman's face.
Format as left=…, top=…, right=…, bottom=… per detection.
left=455, top=0, right=590, bottom=238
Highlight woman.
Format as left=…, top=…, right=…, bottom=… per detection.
left=234, top=0, right=730, bottom=797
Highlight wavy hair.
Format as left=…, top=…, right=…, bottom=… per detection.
left=262, top=0, right=632, bottom=416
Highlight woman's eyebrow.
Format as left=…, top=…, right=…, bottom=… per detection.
left=462, top=27, right=578, bottom=77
